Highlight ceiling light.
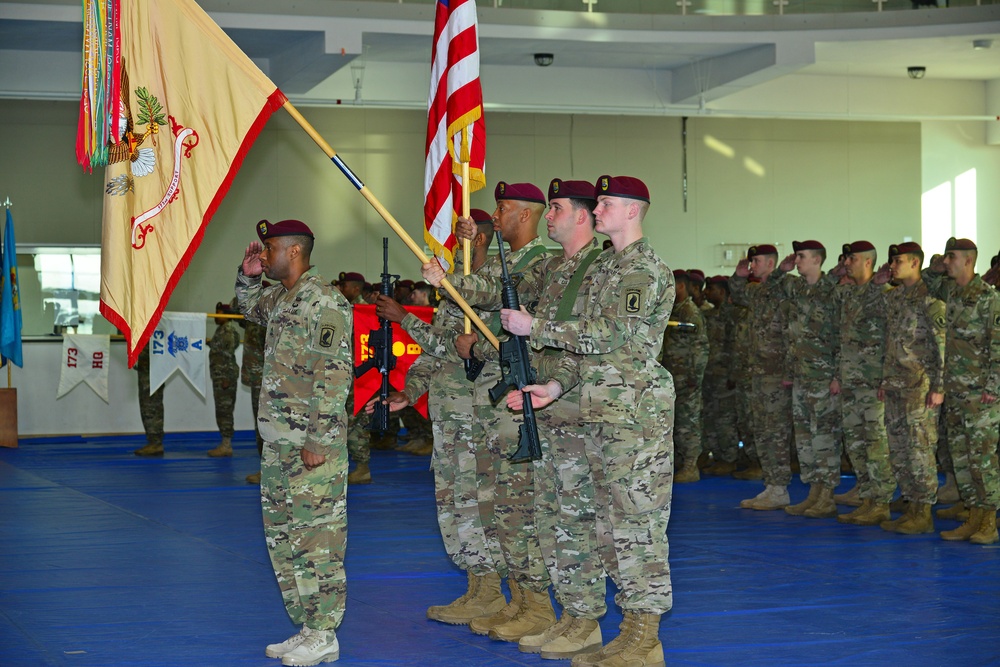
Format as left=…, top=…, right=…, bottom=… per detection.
left=907, top=66, right=926, bottom=80
left=973, top=39, right=994, bottom=50
left=534, top=53, right=554, bottom=67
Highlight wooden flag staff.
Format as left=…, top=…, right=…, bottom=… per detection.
left=281, top=101, right=500, bottom=351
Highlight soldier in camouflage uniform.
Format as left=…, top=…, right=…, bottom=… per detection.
left=132, top=344, right=165, bottom=456
left=730, top=245, right=793, bottom=510
left=923, top=238, right=1000, bottom=545
left=236, top=219, right=352, bottom=665
left=659, top=270, right=708, bottom=483
left=439, top=180, right=609, bottom=658
left=500, top=175, right=674, bottom=667
left=831, top=242, right=894, bottom=527
left=875, top=242, right=946, bottom=535
left=207, top=302, right=241, bottom=458
left=776, top=242, right=842, bottom=519
left=368, top=210, right=509, bottom=624
left=240, top=317, right=266, bottom=484
left=701, top=276, right=740, bottom=476
left=731, top=295, right=762, bottom=479
left=425, top=182, right=557, bottom=644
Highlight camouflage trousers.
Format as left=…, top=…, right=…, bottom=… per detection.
left=841, top=386, right=893, bottom=503
left=261, top=440, right=348, bottom=631
left=750, top=375, right=793, bottom=487
left=943, top=392, right=1000, bottom=511
left=702, top=376, right=739, bottom=464
left=401, top=406, right=433, bottom=442
left=884, top=387, right=939, bottom=505
left=534, top=415, right=608, bottom=619
left=935, top=408, right=953, bottom=476
left=211, top=373, right=238, bottom=438
left=136, top=365, right=164, bottom=445
left=735, top=376, right=757, bottom=461
left=583, top=382, right=674, bottom=615
left=431, top=413, right=494, bottom=575
left=250, top=380, right=263, bottom=456
left=791, top=378, right=842, bottom=488
left=345, top=393, right=370, bottom=464
left=673, top=375, right=704, bottom=467
left=475, top=404, right=547, bottom=591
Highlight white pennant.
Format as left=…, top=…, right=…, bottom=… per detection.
left=57, top=334, right=111, bottom=402
left=149, top=312, right=207, bottom=397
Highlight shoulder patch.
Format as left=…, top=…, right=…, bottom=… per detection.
left=622, top=287, right=644, bottom=315
left=313, top=315, right=344, bottom=353
left=935, top=314, right=947, bottom=329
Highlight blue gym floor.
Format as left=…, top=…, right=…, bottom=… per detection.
left=1, top=434, right=998, bottom=667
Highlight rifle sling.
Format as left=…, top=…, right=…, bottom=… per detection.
left=554, top=246, right=603, bottom=322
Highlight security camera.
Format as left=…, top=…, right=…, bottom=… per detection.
left=907, top=66, right=926, bottom=79
left=534, top=53, right=554, bottom=67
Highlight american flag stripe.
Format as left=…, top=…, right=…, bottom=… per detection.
left=424, top=0, right=486, bottom=272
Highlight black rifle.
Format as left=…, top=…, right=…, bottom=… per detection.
left=353, top=238, right=397, bottom=433
left=487, top=231, right=542, bottom=463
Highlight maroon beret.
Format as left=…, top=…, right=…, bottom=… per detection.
left=256, top=219, right=314, bottom=240
left=340, top=272, right=365, bottom=283
left=792, top=240, right=825, bottom=252
left=549, top=178, right=596, bottom=202
left=945, top=237, right=977, bottom=252
left=398, top=279, right=415, bottom=289
left=842, top=240, right=876, bottom=255
left=747, top=244, right=778, bottom=259
left=706, top=275, right=729, bottom=285
left=688, top=269, right=706, bottom=284
left=470, top=208, right=493, bottom=223
left=494, top=181, right=545, bottom=205
left=595, top=175, right=650, bottom=203
left=888, top=242, right=922, bottom=259
left=673, top=269, right=689, bottom=280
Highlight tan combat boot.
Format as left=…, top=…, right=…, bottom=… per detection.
left=347, top=462, right=372, bottom=485
left=880, top=502, right=915, bottom=532
left=245, top=470, right=261, bottom=484
left=937, top=472, right=960, bottom=505
left=889, top=497, right=910, bottom=513
left=674, top=461, right=700, bottom=484
left=704, top=460, right=737, bottom=476
left=207, top=436, right=233, bottom=457
left=539, top=617, right=602, bottom=660
left=936, top=500, right=968, bottom=521
left=519, top=613, right=574, bottom=654
left=784, top=484, right=820, bottom=516
left=834, top=483, right=862, bottom=507
left=740, top=485, right=790, bottom=511
left=969, top=509, right=999, bottom=545
left=803, top=485, right=838, bottom=518
left=893, top=502, right=935, bottom=535
left=470, top=578, right=522, bottom=636
left=572, top=612, right=664, bottom=667
left=428, top=571, right=506, bottom=624
left=134, top=442, right=164, bottom=456
left=489, top=587, right=556, bottom=642
left=850, top=501, right=890, bottom=527
left=837, top=498, right=873, bottom=524
left=940, top=507, right=984, bottom=542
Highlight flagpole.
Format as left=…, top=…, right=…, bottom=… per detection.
left=281, top=100, right=501, bottom=351
left=461, top=153, right=472, bottom=337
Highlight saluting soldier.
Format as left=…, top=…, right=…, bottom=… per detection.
left=207, top=300, right=241, bottom=458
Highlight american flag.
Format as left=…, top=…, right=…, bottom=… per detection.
left=423, top=0, right=486, bottom=272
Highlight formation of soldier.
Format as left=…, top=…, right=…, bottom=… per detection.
left=666, top=238, right=1000, bottom=546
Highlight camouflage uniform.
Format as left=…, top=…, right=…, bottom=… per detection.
left=134, top=345, right=164, bottom=445
left=730, top=274, right=793, bottom=488
left=882, top=279, right=946, bottom=505
left=450, top=239, right=608, bottom=618
left=346, top=294, right=373, bottom=465
left=240, top=321, right=267, bottom=454
left=700, top=300, right=738, bottom=464
left=926, top=272, right=1000, bottom=511
left=527, top=238, right=675, bottom=615
left=236, top=266, right=353, bottom=632
left=732, top=302, right=757, bottom=462
left=445, top=237, right=554, bottom=593
left=399, top=303, right=493, bottom=575
left=836, top=281, right=894, bottom=503
left=209, top=319, right=241, bottom=439
left=781, top=270, right=842, bottom=489
left=659, top=296, right=708, bottom=468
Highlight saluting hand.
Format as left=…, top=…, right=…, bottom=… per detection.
left=243, top=242, right=263, bottom=277
left=872, top=263, right=892, bottom=286
left=779, top=253, right=796, bottom=272
left=734, top=259, right=750, bottom=278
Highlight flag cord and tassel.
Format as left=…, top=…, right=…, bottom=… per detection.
left=280, top=100, right=501, bottom=351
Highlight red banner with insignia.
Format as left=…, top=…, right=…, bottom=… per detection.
left=78, top=0, right=286, bottom=367
left=353, top=304, right=435, bottom=418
